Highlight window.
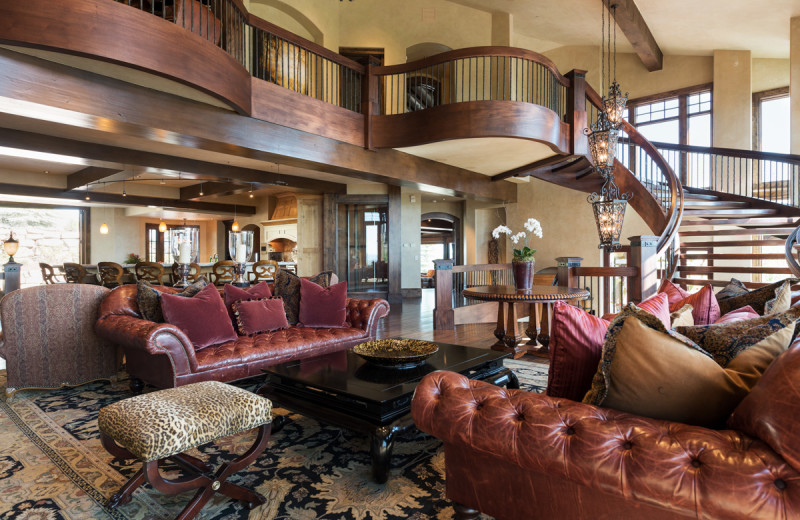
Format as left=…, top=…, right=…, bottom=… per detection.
left=145, top=224, right=199, bottom=263
left=625, top=85, right=712, bottom=187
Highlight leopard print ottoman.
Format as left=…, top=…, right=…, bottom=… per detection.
left=98, top=380, right=272, bottom=462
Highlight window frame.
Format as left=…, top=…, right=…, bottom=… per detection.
left=752, top=86, right=789, bottom=152
left=145, top=223, right=200, bottom=263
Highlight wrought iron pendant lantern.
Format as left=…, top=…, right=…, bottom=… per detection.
left=586, top=1, right=631, bottom=251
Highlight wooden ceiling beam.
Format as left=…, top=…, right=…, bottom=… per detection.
left=65, top=166, right=121, bottom=190
left=0, top=182, right=257, bottom=214
left=606, top=0, right=663, bottom=72
left=181, top=181, right=259, bottom=200
left=0, top=128, right=346, bottom=195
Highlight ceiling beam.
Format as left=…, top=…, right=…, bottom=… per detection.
left=491, top=155, right=578, bottom=182
left=0, top=182, right=257, bottom=214
left=65, top=166, right=121, bottom=190
left=181, top=181, right=262, bottom=201
left=606, top=0, right=663, bottom=72
left=0, top=128, right=347, bottom=195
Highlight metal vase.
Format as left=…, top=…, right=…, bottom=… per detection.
left=512, top=259, right=534, bottom=291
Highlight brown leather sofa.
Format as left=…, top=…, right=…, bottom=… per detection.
left=412, top=341, right=800, bottom=520
left=95, top=284, right=390, bottom=392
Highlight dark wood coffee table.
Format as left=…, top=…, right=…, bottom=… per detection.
left=257, top=340, right=518, bottom=484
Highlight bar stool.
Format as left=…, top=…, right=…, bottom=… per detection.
left=63, top=263, right=94, bottom=284
left=170, top=262, right=201, bottom=285
left=98, top=262, right=125, bottom=288
left=250, top=260, right=279, bottom=283
left=211, top=260, right=236, bottom=286
left=135, top=262, right=166, bottom=285
left=39, top=262, right=65, bottom=284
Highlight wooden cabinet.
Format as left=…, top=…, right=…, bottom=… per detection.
left=264, top=223, right=297, bottom=242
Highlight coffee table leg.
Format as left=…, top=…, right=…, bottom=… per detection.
left=370, top=425, right=398, bottom=484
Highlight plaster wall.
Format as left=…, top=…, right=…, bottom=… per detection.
left=247, top=0, right=340, bottom=50
left=400, top=187, right=421, bottom=288
left=753, top=58, right=790, bottom=93
left=713, top=50, right=752, bottom=149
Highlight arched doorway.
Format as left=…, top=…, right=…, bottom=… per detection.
left=242, top=224, right=261, bottom=261
left=420, top=212, right=462, bottom=273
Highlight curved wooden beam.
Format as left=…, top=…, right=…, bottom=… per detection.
left=371, top=101, right=570, bottom=153
left=0, top=0, right=251, bottom=114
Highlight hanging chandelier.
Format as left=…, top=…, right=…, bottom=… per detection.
left=586, top=1, right=630, bottom=251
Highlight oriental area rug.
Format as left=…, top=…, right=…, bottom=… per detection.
left=0, top=358, right=547, bottom=520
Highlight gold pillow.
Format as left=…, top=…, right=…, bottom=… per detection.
left=583, top=305, right=796, bottom=427
left=669, top=304, right=694, bottom=328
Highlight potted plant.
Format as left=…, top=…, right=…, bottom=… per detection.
left=124, top=253, right=143, bottom=265
left=492, top=218, right=543, bottom=290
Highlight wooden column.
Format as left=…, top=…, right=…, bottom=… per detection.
left=433, top=259, right=455, bottom=329
left=565, top=70, right=588, bottom=157
left=362, top=63, right=379, bottom=150
left=322, top=194, right=337, bottom=273
left=628, top=235, right=659, bottom=302
left=555, top=257, right=583, bottom=288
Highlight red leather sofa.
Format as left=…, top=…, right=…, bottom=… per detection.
left=412, top=341, right=800, bottom=520
left=95, top=284, right=389, bottom=392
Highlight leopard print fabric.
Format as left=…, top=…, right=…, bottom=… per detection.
left=98, top=381, right=272, bottom=462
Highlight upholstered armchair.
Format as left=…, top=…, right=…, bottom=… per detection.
left=0, top=284, right=118, bottom=401
left=412, top=351, right=800, bottom=520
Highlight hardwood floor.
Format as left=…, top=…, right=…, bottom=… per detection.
left=376, top=288, right=501, bottom=349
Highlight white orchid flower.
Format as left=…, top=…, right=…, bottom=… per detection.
left=524, top=218, right=543, bottom=238
left=511, top=231, right=526, bottom=244
left=491, top=225, right=512, bottom=239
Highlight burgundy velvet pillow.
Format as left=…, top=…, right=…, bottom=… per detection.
left=224, top=282, right=272, bottom=324
left=714, top=305, right=759, bottom=324
left=601, top=293, right=671, bottom=329
left=161, top=283, right=238, bottom=350
left=658, top=279, right=690, bottom=306
left=668, top=284, right=720, bottom=326
left=546, top=300, right=611, bottom=401
left=298, top=279, right=348, bottom=328
left=232, top=297, right=289, bottom=335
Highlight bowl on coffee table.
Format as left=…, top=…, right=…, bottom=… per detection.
left=353, top=339, right=439, bottom=369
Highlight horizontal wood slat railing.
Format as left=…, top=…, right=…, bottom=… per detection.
left=372, top=47, right=569, bottom=119
left=640, top=140, right=800, bottom=207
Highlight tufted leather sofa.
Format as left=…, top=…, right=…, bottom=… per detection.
left=95, top=284, right=390, bottom=391
left=412, top=341, right=800, bottom=520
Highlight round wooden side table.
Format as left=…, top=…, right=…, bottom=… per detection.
left=463, top=285, right=590, bottom=359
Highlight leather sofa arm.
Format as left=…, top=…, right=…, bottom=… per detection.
left=345, top=298, right=390, bottom=336
left=95, top=315, right=198, bottom=374
left=412, top=371, right=800, bottom=519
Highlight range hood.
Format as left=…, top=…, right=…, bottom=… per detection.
left=269, top=193, right=297, bottom=221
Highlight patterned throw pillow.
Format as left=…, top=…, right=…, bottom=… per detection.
left=272, top=270, right=333, bottom=325
left=136, top=277, right=207, bottom=322
left=717, top=278, right=799, bottom=315
left=764, top=280, right=793, bottom=315
left=583, top=303, right=798, bottom=428
left=716, top=278, right=749, bottom=302
left=675, top=307, right=800, bottom=367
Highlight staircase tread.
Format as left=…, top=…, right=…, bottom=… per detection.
left=672, top=278, right=770, bottom=289
left=680, top=239, right=785, bottom=247
left=679, top=227, right=796, bottom=236
left=676, top=266, right=793, bottom=275
left=680, top=218, right=798, bottom=226
left=682, top=209, right=778, bottom=216
left=679, top=253, right=786, bottom=260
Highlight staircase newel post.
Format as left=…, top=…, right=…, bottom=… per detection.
left=555, top=257, right=583, bottom=289
left=628, top=235, right=660, bottom=302
left=433, top=259, right=455, bottom=330
left=565, top=70, right=588, bottom=157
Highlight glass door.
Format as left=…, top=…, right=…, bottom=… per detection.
left=337, top=203, right=388, bottom=295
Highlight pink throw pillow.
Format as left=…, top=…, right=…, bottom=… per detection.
left=668, top=284, right=720, bottom=326
left=714, top=305, right=759, bottom=324
left=298, top=279, right=348, bottom=328
left=658, top=279, right=690, bottom=305
left=161, top=283, right=238, bottom=350
left=232, top=297, right=289, bottom=335
left=546, top=301, right=611, bottom=401
left=599, top=293, right=671, bottom=329
left=224, top=282, right=272, bottom=324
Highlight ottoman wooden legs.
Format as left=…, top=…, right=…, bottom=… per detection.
left=101, top=424, right=271, bottom=520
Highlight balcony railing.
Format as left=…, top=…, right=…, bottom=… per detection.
left=372, top=48, right=569, bottom=119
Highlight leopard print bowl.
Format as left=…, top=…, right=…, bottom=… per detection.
left=353, top=339, right=439, bottom=369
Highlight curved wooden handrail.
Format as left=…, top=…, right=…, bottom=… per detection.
left=585, top=84, right=684, bottom=256
left=785, top=226, right=800, bottom=277
left=372, top=46, right=570, bottom=87
left=642, top=140, right=800, bottom=165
